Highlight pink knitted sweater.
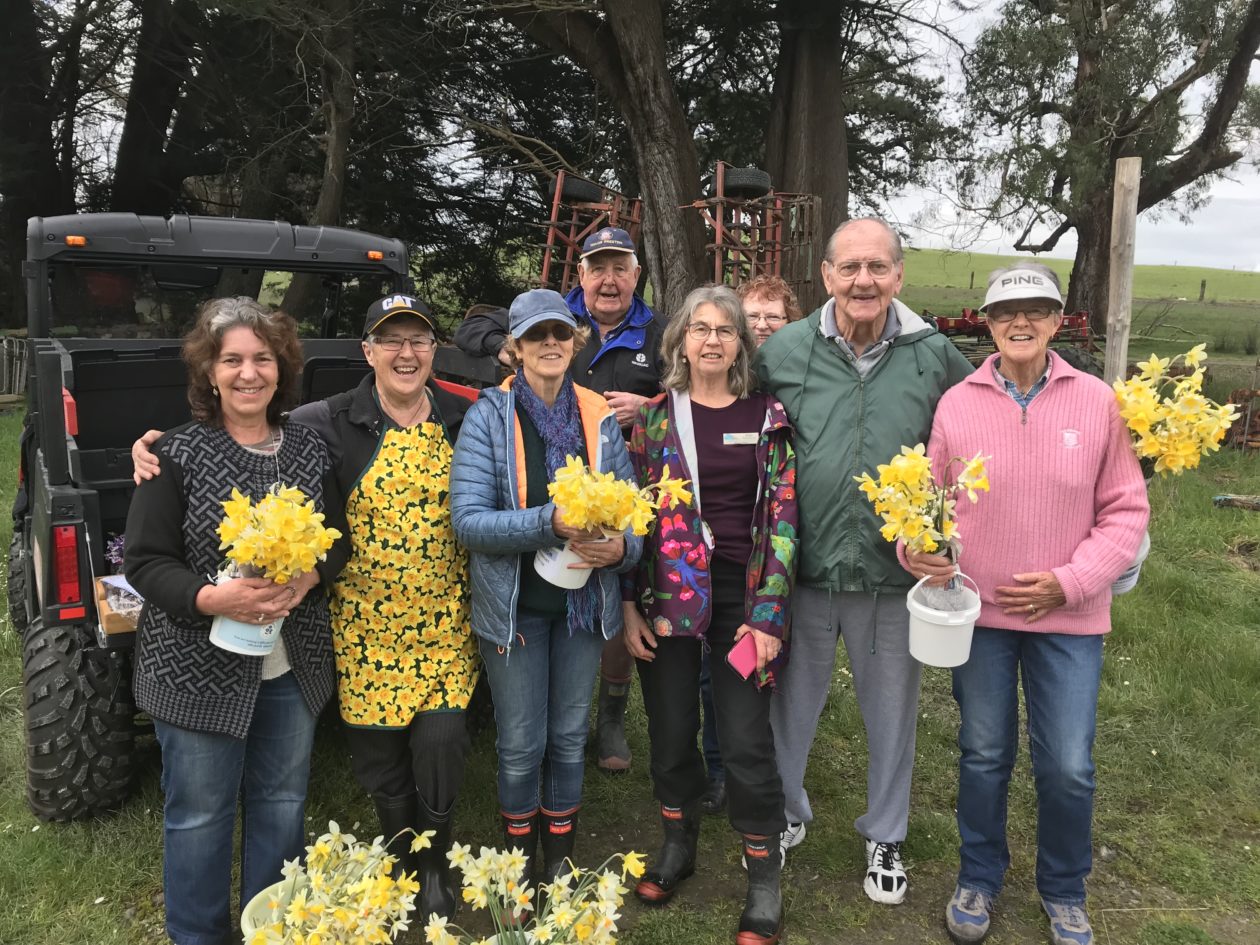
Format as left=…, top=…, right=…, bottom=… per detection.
left=915, top=351, right=1149, bottom=635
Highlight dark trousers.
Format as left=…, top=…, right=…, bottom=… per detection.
left=344, top=711, right=471, bottom=811
left=635, top=559, right=786, bottom=836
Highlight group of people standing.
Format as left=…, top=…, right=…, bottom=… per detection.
left=127, top=217, right=1147, bottom=945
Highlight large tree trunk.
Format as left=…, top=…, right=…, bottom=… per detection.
left=0, top=0, right=76, bottom=327
left=1065, top=192, right=1113, bottom=335
left=109, top=0, right=199, bottom=214
left=509, top=3, right=706, bottom=317
left=282, top=0, right=355, bottom=323
left=766, top=2, right=850, bottom=312
left=600, top=0, right=706, bottom=317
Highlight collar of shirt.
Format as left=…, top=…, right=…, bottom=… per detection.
left=993, top=356, right=1052, bottom=409
left=819, top=299, right=900, bottom=362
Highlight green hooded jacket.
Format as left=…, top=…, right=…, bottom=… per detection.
left=755, top=298, right=974, bottom=593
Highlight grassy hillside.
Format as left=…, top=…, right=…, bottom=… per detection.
left=903, top=248, right=1260, bottom=304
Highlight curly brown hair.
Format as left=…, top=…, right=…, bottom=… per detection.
left=737, top=275, right=802, bottom=322
left=182, top=297, right=303, bottom=426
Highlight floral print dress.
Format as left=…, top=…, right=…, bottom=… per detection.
left=331, top=423, right=478, bottom=728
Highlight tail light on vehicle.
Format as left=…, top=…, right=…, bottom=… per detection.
left=53, top=525, right=81, bottom=604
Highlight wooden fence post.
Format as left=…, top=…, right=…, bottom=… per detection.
left=1104, top=157, right=1142, bottom=384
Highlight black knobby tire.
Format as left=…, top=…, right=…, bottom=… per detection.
left=720, top=166, right=772, bottom=199
left=1054, top=345, right=1104, bottom=379
left=7, top=532, right=28, bottom=636
left=547, top=176, right=604, bottom=204
left=23, top=621, right=136, bottom=821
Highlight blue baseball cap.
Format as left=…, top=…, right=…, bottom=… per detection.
left=580, top=227, right=636, bottom=259
left=509, top=289, right=579, bottom=339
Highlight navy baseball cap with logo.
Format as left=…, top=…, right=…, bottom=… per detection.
left=362, top=294, right=438, bottom=339
left=579, top=227, right=637, bottom=259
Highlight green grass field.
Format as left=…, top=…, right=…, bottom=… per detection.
left=2, top=393, right=1260, bottom=943
left=902, top=249, right=1260, bottom=304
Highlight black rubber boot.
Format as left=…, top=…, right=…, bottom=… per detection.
left=634, top=803, right=701, bottom=905
left=499, top=810, right=539, bottom=924
left=540, top=807, right=580, bottom=884
left=701, top=777, right=728, bottom=815
left=415, top=797, right=457, bottom=921
left=500, top=810, right=539, bottom=888
left=373, top=792, right=420, bottom=879
left=736, top=833, right=783, bottom=945
left=595, top=678, right=632, bottom=774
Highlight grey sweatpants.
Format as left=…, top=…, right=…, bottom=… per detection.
left=770, top=585, right=921, bottom=843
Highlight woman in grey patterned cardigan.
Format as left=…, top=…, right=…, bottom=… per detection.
left=125, top=298, right=346, bottom=945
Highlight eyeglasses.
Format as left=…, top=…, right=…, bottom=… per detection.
left=520, top=323, right=575, bottom=343
left=372, top=334, right=436, bottom=352
left=687, top=323, right=739, bottom=342
left=986, top=307, right=1060, bottom=323
left=829, top=259, right=896, bottom=279
left=748, top=312, right=786, bottom=326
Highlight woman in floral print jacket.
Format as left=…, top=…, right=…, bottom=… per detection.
left=622, top=285, right=797, bottom=945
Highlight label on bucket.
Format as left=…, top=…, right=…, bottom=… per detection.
left=209, top=614, right=283, bottom=656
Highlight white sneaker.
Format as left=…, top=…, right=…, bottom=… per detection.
left=780, top=822, right=806, bottom=860
left=864, top=839, right=907, bottom=904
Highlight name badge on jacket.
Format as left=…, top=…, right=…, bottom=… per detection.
left=723, top=432, right=759, bottom=446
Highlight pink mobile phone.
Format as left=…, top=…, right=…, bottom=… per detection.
left=726, top=633, right=759, bottom=680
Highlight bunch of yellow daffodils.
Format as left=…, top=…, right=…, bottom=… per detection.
left=217, top=485, right=342, bottom=584
left=245, top=821, right=428, bottom=945
left=424, top=844, right=647, bottom=945
left=854, top=444, right=990, bottom=554
left=548, top=455, right=691, bottom=536
left=1113, top=345, right=1239, bottom=475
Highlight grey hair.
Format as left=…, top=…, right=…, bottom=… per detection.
left=659, top=284, right=757, bottom=398
left=578, top=252, right=640, bottom=271
left=825, top=217, right=904, bottom=264
left=986, top=261, right=1063, bottom=295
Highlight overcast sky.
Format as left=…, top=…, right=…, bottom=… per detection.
left=883, top=2, right=1260, bottom=272
left=887, top=174, right=1260, bottom=272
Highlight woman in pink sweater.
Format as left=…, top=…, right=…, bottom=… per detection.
left=906, top=265, right=1148, bottom=945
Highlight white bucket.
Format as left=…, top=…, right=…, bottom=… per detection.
left=906, top=572, right=981, bottom=668
left=209, top=612, right=284, bottom=655
left=533, top=541, right=596, bottom=589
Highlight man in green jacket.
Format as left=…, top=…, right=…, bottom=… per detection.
left=755, top=217, right=973, bottom=905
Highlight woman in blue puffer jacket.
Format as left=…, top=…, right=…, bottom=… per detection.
left=449, top=288, right=642, bottom=891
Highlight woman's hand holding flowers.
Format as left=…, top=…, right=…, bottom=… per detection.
left=906, top=548, right=958, bottom=587
left=196, top=575, right=293, bottom=625
left=995, top=571, right=1066, bottom=624
left=570, top=532, right=625, bottom=570
left=622, top=603, right=657, bottom=662
left=551, top=507, right=602, bottom=541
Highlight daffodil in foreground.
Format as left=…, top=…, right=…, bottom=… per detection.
left=548, top=455, right=691, bottom=536
left=423, top=845, right=644, bottom=945
left=217, top=484, right=342, bottom=583
left=854, top=444, right=991, bottom=555
left=243, top=821, right=430, bottom=944
left=1113, top=344, right=1239, bottom=476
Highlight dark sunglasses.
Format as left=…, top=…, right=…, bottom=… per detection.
left=521, top=323, right=575, bottom=343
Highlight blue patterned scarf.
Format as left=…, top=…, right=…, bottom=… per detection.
left=514, top=369, right=598, bottom=637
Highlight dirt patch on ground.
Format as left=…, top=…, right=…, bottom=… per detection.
left=1226, top=537, right=1260, bottom=571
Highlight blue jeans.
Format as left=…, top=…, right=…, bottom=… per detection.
left=952, top=627, right=1104, bottom=905
left=153, top=672, right=317, bottom=945
left=479, top=610, right=605, bottom=816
